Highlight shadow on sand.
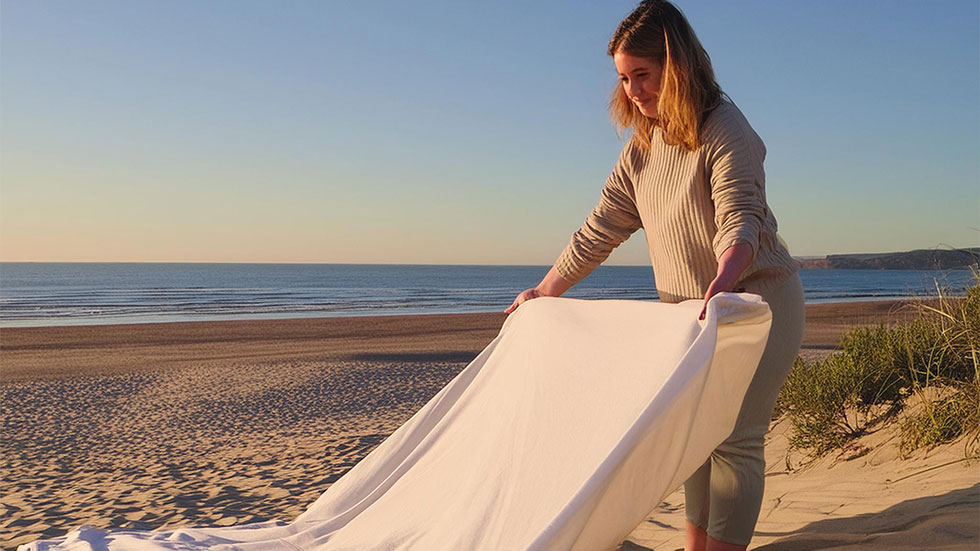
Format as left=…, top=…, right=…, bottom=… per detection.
left=616, top=484, right=978, bottom=551
left=752, top=483, right=979, bottom=550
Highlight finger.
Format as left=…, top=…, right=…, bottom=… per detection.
left=505, top=293, right=528, bottom=314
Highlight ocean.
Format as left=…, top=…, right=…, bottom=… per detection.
left=0, top=263, right=975, bottom=328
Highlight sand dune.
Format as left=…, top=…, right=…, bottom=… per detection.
left=621, top=416, right=978, bottom=550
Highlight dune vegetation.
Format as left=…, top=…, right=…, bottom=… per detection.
left=777, top=272, right=980, bottom=458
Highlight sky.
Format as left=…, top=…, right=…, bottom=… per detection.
left=1, top=0, right=978, bottom=264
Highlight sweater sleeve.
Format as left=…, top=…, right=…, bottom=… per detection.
left=554, top=143, right=643, bottom=286
left=706, top=107, right=768, bottom=262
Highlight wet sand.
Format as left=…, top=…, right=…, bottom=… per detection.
left=2, top=300, right=975, bottom=550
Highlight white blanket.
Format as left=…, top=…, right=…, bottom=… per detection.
left=25, top=293, right=772, bottom=551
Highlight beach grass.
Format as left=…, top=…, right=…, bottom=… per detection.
left=777, top=271, right=980, bottom=458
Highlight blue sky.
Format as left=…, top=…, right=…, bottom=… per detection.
left=2, top=0, right=977, bottom=263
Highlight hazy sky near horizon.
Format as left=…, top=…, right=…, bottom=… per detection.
left=2, top=0, right=978, bottom=264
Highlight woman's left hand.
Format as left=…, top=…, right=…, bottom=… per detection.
left=699, top=242, right=755, bottom=320
left=699, top=274, right=741, bottom=320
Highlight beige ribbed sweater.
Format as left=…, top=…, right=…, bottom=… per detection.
left=555, top=100, right=799, bottom=304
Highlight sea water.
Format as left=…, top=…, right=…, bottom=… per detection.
left=0, top=263, right=974, bottom=327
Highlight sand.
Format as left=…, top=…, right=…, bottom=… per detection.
left=2, top=300, right=977, bottom=550
left=623, top=414, right=978, bottom=550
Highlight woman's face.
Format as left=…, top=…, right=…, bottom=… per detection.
left=614, top=51, right=663, bottom=119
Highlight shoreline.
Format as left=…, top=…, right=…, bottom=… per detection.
left=0, top=294, right=947, bottom=331
left=0, top=299, right=927, bottom=382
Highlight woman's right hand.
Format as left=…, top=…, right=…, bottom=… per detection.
left=504, top=288, right=543, bottom=315
left=504, top=266, right=574, bottom=315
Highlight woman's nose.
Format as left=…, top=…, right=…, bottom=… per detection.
left=627, top=80, right=643, bottom=99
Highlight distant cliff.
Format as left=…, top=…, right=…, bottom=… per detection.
left=797, top=248, right=980, bottom=270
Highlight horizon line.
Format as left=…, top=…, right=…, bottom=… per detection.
left=2, top=245, right=978, bottom=266
left=1, top=246, right=978, bottom=268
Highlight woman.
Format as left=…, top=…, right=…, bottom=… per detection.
left=505, top=2, right=805, bottom=550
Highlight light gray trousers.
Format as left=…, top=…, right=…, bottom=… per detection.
left=683, top=271, right=806, bottom=545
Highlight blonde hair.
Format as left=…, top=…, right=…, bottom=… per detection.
left=608, top=0, right=723, bottom=151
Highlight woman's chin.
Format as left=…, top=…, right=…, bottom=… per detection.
left=639, top=107, right=657, bottom=119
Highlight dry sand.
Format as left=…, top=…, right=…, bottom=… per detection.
left=2, top=300, right=976, bottom=550
left=623, top=414, right=978, bottom=551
